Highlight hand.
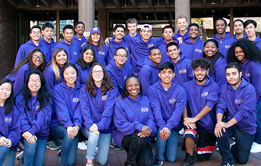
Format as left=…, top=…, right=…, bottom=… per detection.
left=5, top=139, right=12, bottom=148
left=104, top=37, right=112, bottom=47
left=160, top=127, right=171, bottom=141
left=71, top=126, right=79, bottom=137
left=22, top=131, right=32, bottom=140
left=138, top=126, right=152, bottom=137
left=27, top=135, right=37, bottom=144
left=177, top=37, right=183, bottom=45
left=67, top=126, right=75, bottom=139
left=89, top=124, right=98, bottom=132
left=214, top=122, right=227, bottom=137
left=0, top=137, right=7, bottom=146
left=184, top=117, right=197, bottom=125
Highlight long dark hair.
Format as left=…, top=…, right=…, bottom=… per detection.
left=203, top=39, right=224, bottom=76
left=85, top=63, right=113, bottom=97
left=10, top=48, right=46, bottom=75
left=227, top=38, right=261, bottom=63
left=0, top=78, right=15, bottom=115
left=121, top=74, right=143, bottom=98
left=19, top=70, right=51, bottom=111
left=76, top=45, right=97, bottom=70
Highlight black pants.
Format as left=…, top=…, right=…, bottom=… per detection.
left=121, top=131, right=154, bottom=166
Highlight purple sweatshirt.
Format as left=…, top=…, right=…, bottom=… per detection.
left=232, top=33, right=248, bottom=41
left=81, top=43, right=106, bottom=67
left=173, top=30, right=189, bottom=41
left=217, top=78, right=257, bottom=134
left=183, top=76, right=220, bottom=133
left=40, top=37, right=57, bottom=60
left=43, top=65, right=63, bottom=94
left=16, top=94, right=52, bottom=140
left=147, top=80, right=186, bottom=131
left=208, top=56, right=227, bottom=87
left=75, top=63, right=91, bottom=87
left=169, top=56, right=193, bottom=85
left=250, top=35, right=261, bottom=50
left=51, top=82, right=82, bottom=128
left=113, top=95, right=156, bottom=147
left=213, top=32, right=235, bottom=58
left=179, top=37, right=204, bottom=60
left=52, top=40, right=80, bottom=64
left=138, top=57, right=160, bottom=96
left=0, top=106, right=20, bottom=151
left=15, top=40, right=50, bottom=67
left=80, top=86, right=117, bottom=134
left=105, top=60, right=134, bottom=96
left=72, top=35, right=87, bottom=52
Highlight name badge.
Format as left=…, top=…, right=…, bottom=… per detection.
left=102, top=95, right=108, bottom=101
left=169, top=98, right=176, bottom=104
left=141, top=107, right=149, bottom=112
left=73, top=98, right=80, bottom=102
left=201, top=91, right=208, bottom=97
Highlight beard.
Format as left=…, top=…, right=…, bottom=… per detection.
left=195, top=74, right=207, bottom=83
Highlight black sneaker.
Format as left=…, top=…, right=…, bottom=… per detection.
left=57, top=149, right=61, bottom=156
left=182, top=153, right=194, bottom=166
left=110, top=142, right=124, bottom=150
left=47, top=140, right=61, bottom=150
left=154, top=159, right=163, bottom=166
left=219, top=161, right=234, bottom=166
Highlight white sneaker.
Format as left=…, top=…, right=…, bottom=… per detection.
left=179, top=128, right=184, bottom=135
left=251, top=142, right=261, bottom=153
left=78, top=141, right=87, bottom=150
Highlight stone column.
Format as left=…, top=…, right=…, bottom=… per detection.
left=175, top=0, right=190, bottom=32
left=98, top=9, right=107, bottom=39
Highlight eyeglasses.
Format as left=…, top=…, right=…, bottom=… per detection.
left=194, top=68, right=207, bottom=72
left=116, top=54, right=127, bottom=58
left=92, top=70, right=103, bottom=74
left=33, top=55, right=44, bottom=60
left=29, top=80, right=41, bottom=85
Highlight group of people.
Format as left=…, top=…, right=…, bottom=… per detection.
left=0, top=15, right=261, bottom=166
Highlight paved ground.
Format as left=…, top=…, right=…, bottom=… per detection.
left=15, top=136, right=261, bottom=166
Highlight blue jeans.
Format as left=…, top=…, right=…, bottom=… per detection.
left=22, top=138, right=48, bottom=166
left=216, top=124, right=254, bottom=164
left=81, top=126, right=111, bottom=165
left=155, top=129, right=179, bottom=162
left=51, top=125, right=79, bottom=166
left=255, top=98, right=261, bottom=143
left=0, top=146, right=16, bottom=166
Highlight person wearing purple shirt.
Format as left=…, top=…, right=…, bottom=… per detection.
left=0, top=79, right=20, bottom=166
left=182, top=58, right=220, bottom=166
left=166, top=42, right=193, bottom=85
left=227, top=38, right=261, bottom=153
left=80, top=63, right=117, bottom=166
left=213, top=18, right=235, bottom=58
left=81, top=27, right=106, bottom=66
left=72, top=22, right=87, bottom=52
left=147, top=62, right=186, bottom=166
left=6, top=48, right=46, bottom=97
left=125, top=18, right=140, bottom=38
left=75, top=45, right=97, bottom=87
left=244, top=19, right=261, bottom=50
left=15, top=25, right=50, bottom=66
left=138, top=46, right=161, bottom=96
left=203, top=39, right=227, bottom=87
left=105, top=47, right=133, bottom=96
left=113, top=75, right=156, bottom=166
left=174, top=15, right=190, bottom=44
left=50, top=64, right=82, bottom=166
left=40, top=23, right=57, bottom=61
left=233, top=19, right=248, bottom=41
left=215, top=62, right=257, bottom=165
left=52, top=25, right=80, bottom=64
left=179, top=23, right=204, bottom=60
left=16, top=70, right=52, bottom=166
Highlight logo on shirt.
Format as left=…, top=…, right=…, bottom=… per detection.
left=225, top=45, right=231, bottom=49
left=102, top=95, right=108, bottom=101
left=245, top=73, right=251, bottom=77
left=148, top=43, right=154, bottom=48
left=99, top=51, right=105, bottom=55
left=179, top=69, right=187, bottom=74
left=5, top=117, right=12, bottom=123
left=169, top=98, right=176, bottom=104
left=141, top=107, right=149, bottom=112
left=201, top=91, right=208, bottom=97
left=36, top=105, right=40, bottom=111
left=235, top=99, right=242, bottom=104
left=74, top=52, right=77, bottom=55
left=73, top=98, right=80, bottom=102
left=195, top=48, right=202, bottom=53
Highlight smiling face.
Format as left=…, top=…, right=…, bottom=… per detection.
left=167, top=45, right=180, bottom=60
left=28, top=74, right=41, bottom=96
left=113, top=27, right=125, bottom=41
left=63, top=28, right=74, bottom=43
left=140, top=28, right=152, bottom=42
left=83, top=49, right=94, bottom=64
left=32, top=51, right=44, bottom=68
left=92, top=65, right=104, bottom=83
left=149, top=49, right=162, bottom=66
left=114, top=48, right=128, bottom=68
left=30, top=28, right=41, bottom=42
left=55, top=50, right=68, bottom=67
left=75, top=23, right=85, bottom=35
left=188, top=25, right=199, bottom=40
left=63, top=66, right=77, bottom=87
left=0, top=82, right=12, bottom=101
left=91, top=32, right=101, bottom=44
left=177, top=18, right=188, bottom=31
left=226, top=67, right=242, bottom=87
left=235, top=46, right=245, bottom=63
left=158, top=68, right=175, bottom=85
left=204, top=41, right=218, bottom=58
left=234, top=21, right=244, bottom=34
left=215, top=20, right=226, bottom=35
left=126, top=77, right=140, bottom=99
left=193, top=67, right=208, bottom=84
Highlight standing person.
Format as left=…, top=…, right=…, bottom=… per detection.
left=125, top=18, right=140, bottom=38
left=179, top=23, right=204, bottom=60
left=40, top=23, right=57, bottom=60
left=213, top=18, right=235, bottom=58
left=227, top=38, right=261, bottom=153
left=244, top=19, right=261, bottom=50
left=16, top=70, right=52, bottom=166
left=215, top=62, right=257, bottom=165
left=174, top=15, right=189, bottom=44
left=233, top=19, right=247, bottom=41
left=166, top=42, right=193, bottom=85
left=106, top=47, right=133, bottom=96
left=148, top=62, right=186, bottom=166
left=113, top=75, right=156, bottom=166
left=75, top=45, right=97, bottom=86
left=138, top=46, right=162, bottom=96
left=50, top=63, right=82, bottom=166
left=52, top=25, right=80, bottom=64
left=15, top=25, right=50, bottom=66
left=43, top=48, right=69, bottom=94
left=0, top=79, right=20, bottom=166
left=72, top=22, right=87, bottom=51
left=7, top=48, right=46, bottom=97
left=202, top=39, right=227, bottom=87
left=80, top=63, right=117, bottom=166
left=81, top=27, right=106, bottom=66
left=182, top=58, right=220, bottom=166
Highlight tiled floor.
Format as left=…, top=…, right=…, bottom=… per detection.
left=15, top=136, right=261, bottom=166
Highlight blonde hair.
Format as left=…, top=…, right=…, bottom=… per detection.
left=50, top=48, right=69, bottom=81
